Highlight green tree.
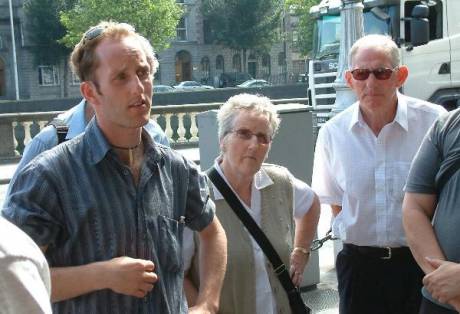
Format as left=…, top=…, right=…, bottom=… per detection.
left=59, top=0, right=182, bottom=51
left=202, top=0, right=283, bottom=72
left=24, top=0, right=74, bottom=65
left=286, top=0, right=321, bottom=57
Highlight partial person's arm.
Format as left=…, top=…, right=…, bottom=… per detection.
left=189, top=217, right=227, bottom=314
left=184, top=274, right=198, bottom=307
left=42, top=245, right=158, bottom=302
left=0, top=257, right=52, bottom=314
left=290, top=195, right=320, bottom=286
left=402, top=192, right=444, bottom=274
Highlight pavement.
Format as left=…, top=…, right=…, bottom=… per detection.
left=0, top=148, right=339, bottom=313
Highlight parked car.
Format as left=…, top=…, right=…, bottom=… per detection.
left=173, top=81, right=214, bottom=91
left=218, top=72, right=253, bottom=88
left=237, top=79, right=271, bottom=88
left=153, top=85, right=174, bottom=93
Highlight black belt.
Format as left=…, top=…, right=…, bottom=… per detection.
left=343, top=243, right=412, bottom=260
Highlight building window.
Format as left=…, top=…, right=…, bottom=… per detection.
left=232, top=54, right=241, bottom=72
left=176, top=17, right=187, bottom=41
left=38, top=66, right=59, bottom=86
left=216, top=55, right=224, bottom=71
left=0, top=36, right=3, bottom=49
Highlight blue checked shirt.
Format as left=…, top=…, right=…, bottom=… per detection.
left=3, top=118, right=214, bottom=314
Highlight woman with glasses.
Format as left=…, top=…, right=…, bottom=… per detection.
left=185, top=93, right=320, bottom=313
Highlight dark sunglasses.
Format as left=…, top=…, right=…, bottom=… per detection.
left=230, top=128, right=272, bottom=145
left=350, top=67, right=398, bottom=81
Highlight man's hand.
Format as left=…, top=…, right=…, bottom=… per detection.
left=105, top=256, right=158, bottom=298
left=423, top=257, right=460, bottom=304
left=290, top=248, right=310, bottom=287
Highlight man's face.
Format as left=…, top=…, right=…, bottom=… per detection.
left=86, top=36, right=153, bottom=132
left=345, top=46, right=407, bottom=113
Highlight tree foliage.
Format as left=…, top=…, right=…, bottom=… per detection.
left=286, top=0, right=321, bottom=57
left=59, top=0, right=182, bottom=51
left=202, top=0, right=283, bottom=68
left=24, top=0, right=74, bottom=65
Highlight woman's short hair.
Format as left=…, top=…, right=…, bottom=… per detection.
left=70, top=21, right=159, bottom=83
left=349, top=34, right=400, bottom=68
left=217, top=93, right=281, bottom=141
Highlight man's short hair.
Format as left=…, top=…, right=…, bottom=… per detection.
left=349, top=34, right=400, bottom=68
left=70, top=21, right=159, bottom=83
left=217, top=93, right=281, bottom=141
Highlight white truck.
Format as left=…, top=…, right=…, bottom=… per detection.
left=308, top=0, right=460, bottom=111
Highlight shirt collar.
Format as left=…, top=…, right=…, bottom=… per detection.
left=348, top=91, right=408, bottom=132
left=211, top=158, right=274, bottom=200
left=84, top=118, right=163, bottom=165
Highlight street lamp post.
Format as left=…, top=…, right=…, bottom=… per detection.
left=332, top=0, right=364, bottom=113
left=8, top=0, right=20, bottom=100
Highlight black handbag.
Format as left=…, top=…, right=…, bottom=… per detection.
left=206, top=167, right=312, bottom=314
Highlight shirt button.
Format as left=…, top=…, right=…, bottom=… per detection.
left=123, top=169, right=129, bottom=176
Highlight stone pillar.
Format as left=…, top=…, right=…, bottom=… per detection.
left=0, top=120, right=17, bottom=159
left=332, top=0, right=364, bottom=113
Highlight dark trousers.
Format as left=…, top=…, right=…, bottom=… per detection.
left=419, top=297, right=458, bottom=314
left=336, top=244, right=424, bottom=314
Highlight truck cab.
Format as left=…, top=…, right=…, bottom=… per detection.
left=308, top=0, right=460, bottom=111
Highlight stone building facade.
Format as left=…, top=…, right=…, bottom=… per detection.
left=0, top=0, right=305, bottom=101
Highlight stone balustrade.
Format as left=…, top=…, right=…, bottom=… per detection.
left=0, top=98, right=309, bottom=162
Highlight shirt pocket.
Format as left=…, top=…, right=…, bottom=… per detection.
left=157, top=215, right=184, bottom=273
left=386, top=161, right=411, bottom=203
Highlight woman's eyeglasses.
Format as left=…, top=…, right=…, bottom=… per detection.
left=230, top=128, right=271, bottom=145
left=350, top=67, right=398, bottom=81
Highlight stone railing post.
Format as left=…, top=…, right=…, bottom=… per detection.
left=0, top=120, right=18, bottom=159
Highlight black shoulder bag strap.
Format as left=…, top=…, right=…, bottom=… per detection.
left=206, top=167, right=311, bottom=314
left=47, top=119, right=69, bottom=144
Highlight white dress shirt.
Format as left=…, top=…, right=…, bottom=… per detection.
left=312, top=92, right=445, bottom=247
left=183, top=161, right=315, bottom=314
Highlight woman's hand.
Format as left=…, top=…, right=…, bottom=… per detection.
left=289, top=247, right=310, bottom=287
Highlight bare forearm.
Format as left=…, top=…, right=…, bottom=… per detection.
left=195, top=218, right=227, bottom=313
left=403, top=202, right=444, bottom=273
left=294, top=196, right=320, bottom=249
left=50, top=262, right=106, bottom=302
left=50, top=256, right=157, bottom=303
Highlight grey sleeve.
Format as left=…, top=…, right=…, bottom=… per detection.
left=405, top=126, right=441, bottom=194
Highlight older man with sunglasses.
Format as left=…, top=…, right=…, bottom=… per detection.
left=312, top=34, right=446, bottom=314
left=3, top=21, right=227, bottom=314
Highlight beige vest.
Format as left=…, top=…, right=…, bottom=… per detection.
left=193, top=164, right=295, bottom=314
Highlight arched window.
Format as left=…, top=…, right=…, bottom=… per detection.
left=175, top=50, right=192, bottom=82
left=201, top=56, right=210, bottom=83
